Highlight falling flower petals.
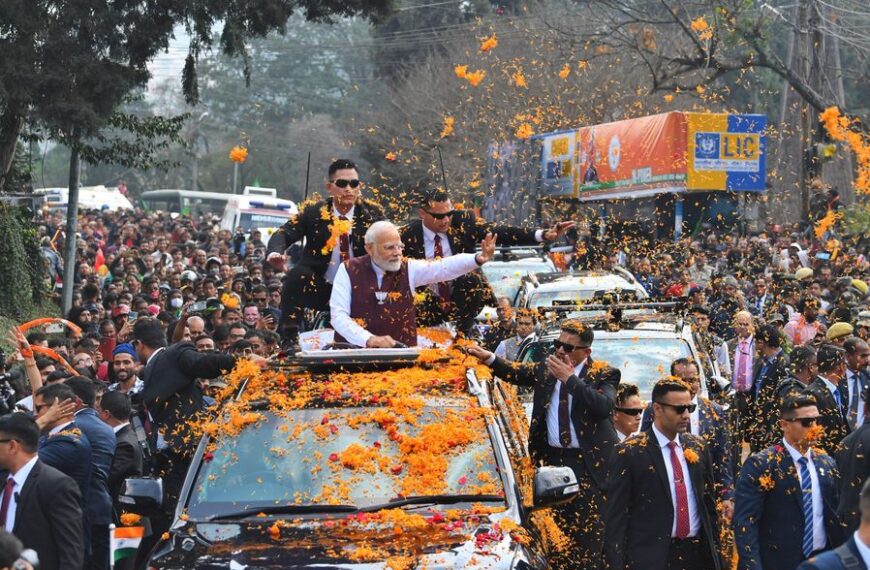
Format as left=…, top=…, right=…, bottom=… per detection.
left=480, top=34, right=498, bottom=53
left=515, top=123, right=534, bottom=140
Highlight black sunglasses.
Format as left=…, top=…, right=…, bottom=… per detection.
left=553, top=339, right=586, bottom=352
left=615, top=407, right=644, bottom=416
left=331, top=179, right=360, bottom=189
left=655, top=401, right=697, bottom=414
left=785, top=416, right=819, bottom=428
left=424, top=210, right=455, bottom=220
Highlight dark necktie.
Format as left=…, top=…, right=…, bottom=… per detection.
left=433, top=234, right=451, bottom=302
left=849, top=375, right=861, bottom=429
left=558, top=382, right=572, bottom=447
left=667, top=441, right=690, bottom=538
left=0, top=477, right=15, bottom=529
left=338, top=215, right=350, bottom=262
left=838, top=383, right=849, bottom=420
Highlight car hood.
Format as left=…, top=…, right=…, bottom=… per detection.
left=154, top=516, right=533, bottom=569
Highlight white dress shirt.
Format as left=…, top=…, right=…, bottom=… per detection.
left=848, top=369, right=865, bottom=426
left=853, top=531, right=870, bottom=567
left=421, top=224, right=545, bottom=260
left=330, top=253, right=481, bottom=347
left=689, top=396, right=701, bottom=436
left=324, top=205, right=355, bottom=284
left=651, top=424, right=701, bottom=538
left=3, top=455, right=38, bottom=532
left=113, top=422, right=130, bottom=434
left=422, top=224, right=453, bottom=260
left=783, top=438, right=826, bottom=551
left=545, top=361, right=584, bottom=448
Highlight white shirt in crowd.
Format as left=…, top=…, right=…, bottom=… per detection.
left=651, top=424, right=701, bottom=538
left=330, top=253, right=480, bottom=347
left=324, top=205, right=355, bottom=284
left=783, top=438, right=826, bottom=552
left=3, top=455, right=38, bottom=533
left=847, top=369, right=865, bottom=426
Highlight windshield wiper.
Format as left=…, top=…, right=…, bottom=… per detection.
left=208, top=503, right=359, bottom=521
left=362, top=494, right=504, bottom=512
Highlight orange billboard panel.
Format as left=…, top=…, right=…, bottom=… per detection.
left=576, top=112, right=687, bottom=200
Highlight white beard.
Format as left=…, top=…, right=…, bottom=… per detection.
left=374, top=257, right=402, bottom=272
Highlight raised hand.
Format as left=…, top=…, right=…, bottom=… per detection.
left=475, top=233, right=497, bottom=265
left=542, top=221, right=577, bottom=241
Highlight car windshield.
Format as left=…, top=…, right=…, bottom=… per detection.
left=527, top=286, right=645, bottom=308
left=483, top=263, right=555, bottom=300
left=186, top=407, right=504, bottom=519
left=520, top=336, right=692, bottom=400
left=238, top=212, right=290, bottom=231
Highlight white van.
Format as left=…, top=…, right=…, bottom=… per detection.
left=220, top=194, right=298, bottom=237
left=36, top=186, right=135, bottom=212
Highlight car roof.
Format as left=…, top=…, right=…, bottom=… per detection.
left=528, top=273, right=641, bottom=293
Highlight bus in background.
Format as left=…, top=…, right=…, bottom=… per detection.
left=36, top=186, right=135, bottom=212
left=140, top=189, right=234, bottom=216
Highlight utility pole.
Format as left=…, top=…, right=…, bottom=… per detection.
left=61, top=138, right=80, bottom=314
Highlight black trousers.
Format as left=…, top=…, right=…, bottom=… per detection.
left=86, top=524, right=110, bottom=570
left=541, top=446, right=605, bottom=570
left=278, top=263, right=332, bottom=341
left=415, top=270, right=496, bottom=334
left=135, top=450, right=191, bottom=570
left=666, top=537, right=708, bottom=570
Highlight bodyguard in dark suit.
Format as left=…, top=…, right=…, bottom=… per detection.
left=98, top=390, right=144, bottom=514
left=401, top=189, right=573, bottom=332
left=798, top=477, right=870, bottom=570
left=468, top=319, right=619, bottom=568
left=844, top=338, right=870, bottom=430
left=133, top=318, right=242, bottom=557
left=33, top=384, right=93, bottom=507
left=639, top=358, right=734, bottom=508
left=806, top=344, right=852, bottom=455
left=66, top=376, right=115, bottom=570
left=0, top=413, right=83, bottom=570
left=734, top=394, right=846, bottom=570
left=775, top=345, right=818, bottom=401
left=266, top=159, right=385, bottom=342
left=838, top=422, right=870, bottom=533
left=605, top=379, right=724, bottom=570
left=747, top=325, right=790, bottom=451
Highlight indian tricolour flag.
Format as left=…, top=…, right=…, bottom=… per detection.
left=110, top=524, right=145, bottom=567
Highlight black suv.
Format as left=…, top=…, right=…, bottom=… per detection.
left=122, top=355, right=578, bottom=569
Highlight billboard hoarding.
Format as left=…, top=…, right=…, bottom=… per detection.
left=686, top=113, right=766, bottom=192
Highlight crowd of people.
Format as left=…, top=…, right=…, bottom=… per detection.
left=0, top=158, right=867, bottom=570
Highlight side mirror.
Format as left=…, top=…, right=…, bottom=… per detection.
left=119, top=477, right=164, bottom=517
left=712, top=375, right=731, bottom=392
left=532, top=466, right=579, bottom=511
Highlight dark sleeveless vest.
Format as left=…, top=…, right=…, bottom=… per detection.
left=334, top=255, right=417, bottom=347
